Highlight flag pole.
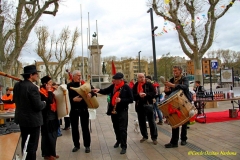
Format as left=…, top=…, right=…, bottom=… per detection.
left=80, top=4, right=84, bottom=80
left=87, top=28, right=89, bottom=79
left=88, top=12, right=92, bottom=83
left=96, top=20, right=101, bottom=88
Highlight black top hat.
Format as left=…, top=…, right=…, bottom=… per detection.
left=41, top=75, right=51, bottom=84
left=21, top=65, right=40, bottom=75
left=112, top=72, right=124, bottom=79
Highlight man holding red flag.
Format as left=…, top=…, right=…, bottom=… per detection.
left=93, top=72, right=133, bottom=154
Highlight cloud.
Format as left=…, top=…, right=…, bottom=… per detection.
left=19, top=0, right=240, bottom=63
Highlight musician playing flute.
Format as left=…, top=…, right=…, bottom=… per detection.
left=164, top=66, right=192, bottom=148
left=93, top=72, right=133, bottom=155
left=39, top=76, right=59, bottom=159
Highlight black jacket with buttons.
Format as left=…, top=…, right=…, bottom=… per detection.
left=98, top=84, right=133, bottom=113
left=13, top=80, right=46, bottom=127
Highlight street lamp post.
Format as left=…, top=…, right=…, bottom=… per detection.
left=147, top=8, right=158, bottom=81
left=138, top=51, right=141, bottom=73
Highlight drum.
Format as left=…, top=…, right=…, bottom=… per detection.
left=158, top=90, right=196, bottom=128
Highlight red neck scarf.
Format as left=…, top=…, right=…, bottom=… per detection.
left=137, top=81, right=146, bottom=94
left=40, top=87, right=57, bottom=112
left=111, top=81, right=125, bottom=106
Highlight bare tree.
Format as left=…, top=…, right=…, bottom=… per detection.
left=35, top=26, right=80, bottom=82
left=157, top=53, right=176, bottom=79
left=102, top=56, right=118, bottom=62
left=0, top=0, right=59, bottom=85
left=150, top=0, right=236, bottom=82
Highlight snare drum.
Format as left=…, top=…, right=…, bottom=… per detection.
left=158, top=90, right=195, bottom=128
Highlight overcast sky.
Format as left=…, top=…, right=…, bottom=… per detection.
left=20, top=0, right=240, bottom=64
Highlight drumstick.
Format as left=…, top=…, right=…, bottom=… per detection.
left=160, top=76, right=166, bottom=84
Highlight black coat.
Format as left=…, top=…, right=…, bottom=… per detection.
left=67, top=81, right=96, bottom=111
left=98, top=83, right=133, bottom=113
left=13, top=80, right=46, bottom=127
left=132, top=82, right=156, bottom=111
left=169, top=76, right=192, bottom=101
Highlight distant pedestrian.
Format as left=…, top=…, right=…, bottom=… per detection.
left=128, top=79, right=135, bottom=89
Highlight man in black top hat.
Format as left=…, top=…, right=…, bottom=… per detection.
left=13, top=65, right=46, bottom=160
left=93, top=72, right=133, bottom=154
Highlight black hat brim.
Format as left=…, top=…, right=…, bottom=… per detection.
left=20, top=70, right=41, bottom=75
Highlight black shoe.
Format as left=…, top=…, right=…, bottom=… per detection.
left=140, top=137, right=148, bottom=143
left=114, top=142, right=120, bottom=148
left=57, top=134, right=62, bottom=137
left=187, top=126, right=190, bottom=129
left=120, top=148, right=126, bottom=154
left=164, top=143, right=178, bottom=148
left=63, top=127, right=70, bottom=130
left=72, top=147, right=80, bottom=152
left=85, top=147, right=90, bottom=153
left=181, top=141, right=187, bottom=146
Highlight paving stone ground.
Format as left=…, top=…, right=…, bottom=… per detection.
left=33, top=93, right=240, bottom=160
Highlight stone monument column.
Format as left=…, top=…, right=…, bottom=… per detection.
left=88, top=37, right=103, bottom=76
left=88, top=33, right=110, bottom=87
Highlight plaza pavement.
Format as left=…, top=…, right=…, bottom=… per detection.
left=35, top=91, right=240, bottom=160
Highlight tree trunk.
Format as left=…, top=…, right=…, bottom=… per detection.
left=193, top=53, right=203, bottom=85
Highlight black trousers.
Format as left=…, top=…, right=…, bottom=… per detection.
left=111, top=110, right=128, bottom=149
left=20, top=126, right=40, bottom=160
left=137, top=108, right=158, bottom=140
left=70, top=109, right=91, bottom=148
left=170, top=123, right=188, bottom=145
left=64, top=117, right=71, bottom=128
left=41, top=130, right=58, bottom=157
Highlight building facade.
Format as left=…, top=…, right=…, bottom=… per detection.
left=71, top=56, right=89, bottom=80
left=35, top=61, right=65, bottom=84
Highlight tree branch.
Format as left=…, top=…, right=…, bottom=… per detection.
left=216, top=0, right=235, bottom=19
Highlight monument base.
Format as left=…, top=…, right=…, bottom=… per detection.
left=91, top=74, right=111, bottom=88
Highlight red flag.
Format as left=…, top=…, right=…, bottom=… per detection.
left=112, top=60, right=116, bottom=75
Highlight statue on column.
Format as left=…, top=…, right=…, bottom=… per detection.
left=102, top=62, right=106, bottom=75
left=92, top=32, right=98, bottom=45
left=92, top=32, right=97, bottom=37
